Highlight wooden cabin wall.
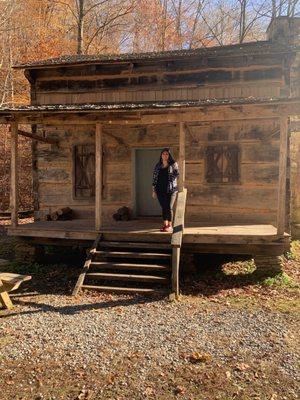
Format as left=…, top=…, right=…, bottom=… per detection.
left=185, top=119, right=280, bottom=224
left=34, top=125, right=95, bottom=220
left=30, top=53, right=288, bottom=105
left=34, top=118, right=280, bottom=226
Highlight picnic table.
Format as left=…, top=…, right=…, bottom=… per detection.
left=0, top=266, right=31, bottom=309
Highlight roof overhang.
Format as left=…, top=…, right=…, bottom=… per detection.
left=0, top=97, right=299, bottom=125
left=13, top=41, right=300, bottom=70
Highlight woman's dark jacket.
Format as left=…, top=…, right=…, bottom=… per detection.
left=152, top=162, right=179, bottom=194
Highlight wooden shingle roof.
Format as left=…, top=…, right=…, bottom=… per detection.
left=13, top=41, right=300, bottom=69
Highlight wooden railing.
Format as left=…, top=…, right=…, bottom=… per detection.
left=170, top=188, right=187, bottom=299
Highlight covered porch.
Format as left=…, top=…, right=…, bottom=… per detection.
left=1, top=96, right=298, bottom=297
left=1, top=97, right=298, bottom=242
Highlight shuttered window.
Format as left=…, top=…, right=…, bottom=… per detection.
left=205, top=145, right=240, bottom=183
left=74, top=144, right=95, bottom=198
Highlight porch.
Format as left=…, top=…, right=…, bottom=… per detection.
left=1, top=97, right=298, bottom=240
left=7, top=219, right=289, bottom=256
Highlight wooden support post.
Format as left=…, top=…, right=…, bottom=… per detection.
left=170, top=188, right=187, bottom=300
left=277, top=117, right=289, bottom=236
left=171, top=247, right=180, bottom=299
left=95, top=123, right=102, bottom=230
left=178, top=122, right=186, bottom=191
left=10, top=122, right=18, bottom=228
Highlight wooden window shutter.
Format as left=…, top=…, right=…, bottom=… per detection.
left=205, top=145, right=240, bottom=183
left=74, top=144, right=95, bottom=198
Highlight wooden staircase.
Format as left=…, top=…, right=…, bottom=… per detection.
left=72, top=236, right=172, bottom=296
left=73, top=188, right=187, bottom=298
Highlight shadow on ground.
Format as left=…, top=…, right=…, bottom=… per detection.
left=1, top=294, right=161, bottom=319
left=1, top=250, right=296, bottom=319
left=180, top=253, right=279, bottom=297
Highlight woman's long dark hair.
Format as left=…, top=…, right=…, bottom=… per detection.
left=158, top=148, right=176, bottom=165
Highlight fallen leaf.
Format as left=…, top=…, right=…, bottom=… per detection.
left=143, top=387, right=154, bottom=396
left=188, top=352, right=212, bottom=363
left=174, top=385, right=186, bottom=395
left=235, top=363, right=250, bottom=371
left=226, top=371, right=231, bottom=379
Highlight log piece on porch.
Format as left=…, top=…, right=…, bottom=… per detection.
left=46, top=207, right=73, bottom=221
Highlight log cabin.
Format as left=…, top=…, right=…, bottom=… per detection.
left=1, top=16, right=300, bottom=298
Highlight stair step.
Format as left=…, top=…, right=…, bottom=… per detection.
left=86, top=272, right=169, bottom=283
left=81, top=285, right=165, bottom=294
left=99, top=241, right=171, bottom=250
left=102, top=234, right=171, bottom=243
left=90, top=262, right=170, bottom=271
left=93, top=250, right=171, bottom=260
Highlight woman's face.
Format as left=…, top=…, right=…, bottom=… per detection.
left=162, top=151, right=169, bottom=162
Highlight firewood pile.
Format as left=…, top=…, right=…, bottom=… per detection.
left=45, top=207, right=73, bottom=221
left=0, top=210, right=33, bottom=220
left=113, top=206, right=132, bottom=221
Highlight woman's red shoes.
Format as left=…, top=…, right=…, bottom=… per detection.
left=160, top=224, right=173, bottom=232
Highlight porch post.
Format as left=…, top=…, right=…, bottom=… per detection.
left=178, top=122, right=186, bottom=191
left=277, top=116, right=289, bottom=236
left=10, top=122, right=18, bottom=228
left=95, top=123, right=102, bottom=230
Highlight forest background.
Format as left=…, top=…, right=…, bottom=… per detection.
left=0, top=0, right=299, bottom=211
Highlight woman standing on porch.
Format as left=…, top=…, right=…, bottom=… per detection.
left=152, top=148, right=179, bottom=232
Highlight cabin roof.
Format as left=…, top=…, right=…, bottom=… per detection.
left=0, top=97, right=298, bottom=114
left=13, top=41, right=300, bottom=69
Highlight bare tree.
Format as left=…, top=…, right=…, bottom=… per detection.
left=55, top=0, right=135, bottom=54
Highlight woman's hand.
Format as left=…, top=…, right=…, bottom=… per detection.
left=152, top=190, right=157, bottom=199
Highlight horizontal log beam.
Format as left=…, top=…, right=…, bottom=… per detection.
left=36, top=63, right=283, bottom=82
left=17, top=129, right=59, bottom=145
left=0, top=100, right=299, bottom=125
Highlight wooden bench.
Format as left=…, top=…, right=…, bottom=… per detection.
left=0, top=273, right=32, bottom=309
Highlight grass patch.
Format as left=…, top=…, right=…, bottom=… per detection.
left=261, top=272, right=299, bottom=288
left=0, top=336, right=14, bottom=349
left=285, top=240, right=300, bottom=261
left=272, top=297, right=300, bottom=314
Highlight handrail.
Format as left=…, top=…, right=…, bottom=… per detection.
left=170, top=188, right=187, bottom=299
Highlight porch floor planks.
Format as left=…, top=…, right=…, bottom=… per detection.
left=7, top=219, right=289, bottom=244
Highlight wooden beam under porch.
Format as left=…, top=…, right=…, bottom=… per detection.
left=7, top=220, right=290, bottom=255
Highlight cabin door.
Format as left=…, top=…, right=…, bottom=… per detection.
left=135, top=148, right=162, bottom=217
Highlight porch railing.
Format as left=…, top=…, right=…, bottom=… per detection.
left=170, top=188, right=187, bottom=299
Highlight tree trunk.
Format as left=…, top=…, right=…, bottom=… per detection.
left=77, top=0, right=84, bottom=55
left=239, top=0, right=247, bottom=44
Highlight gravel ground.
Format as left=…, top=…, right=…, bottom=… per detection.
left=0, top=292, right=299, bottom=400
